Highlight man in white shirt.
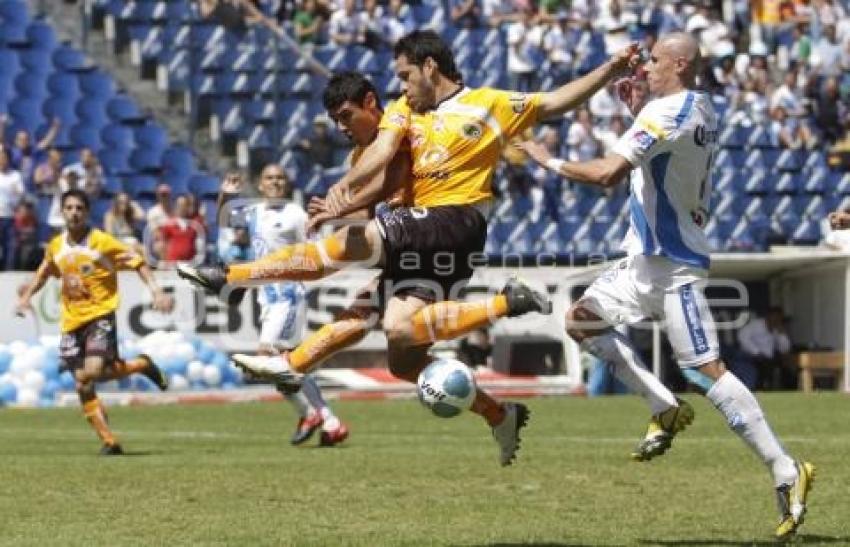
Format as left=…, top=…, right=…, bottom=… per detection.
left=0, top=147, right=24, bottom=270
left=520, top=32, right=814, bottom=539
left=328, top=0, right=364, bottom=46
left=506, top=7, right=543, bottom=91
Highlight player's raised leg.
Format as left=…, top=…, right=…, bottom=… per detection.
left=665, top=284, right=815, bottom=539
left=103, top=354, right=168, bottom=391
left=566, top=289, right=692, bottom=462
left=75, top=356, right=122, bottom=455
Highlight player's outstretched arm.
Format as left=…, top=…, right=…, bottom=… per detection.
left=517, top=141, right=632, bottom=188
left=15, top=259, right=56, bottom=317
left=136, top=263, right=174, bottom=313
left=537, top=43, right=641, bottom=120
left=326, top=128, right=405, bottom=215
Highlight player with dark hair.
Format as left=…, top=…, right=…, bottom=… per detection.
left=16, top=189, right=174, bottom=455
left=179, top=33, right=640, bottom=464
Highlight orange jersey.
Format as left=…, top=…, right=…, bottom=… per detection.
left=379, top=87, right=541, bottom=207
left=349, top=140, right=413, bottom=206
left=45, top=228, right=144, bottom=332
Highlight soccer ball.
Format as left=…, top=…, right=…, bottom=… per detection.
left=416, top=358, right=477, bottom=418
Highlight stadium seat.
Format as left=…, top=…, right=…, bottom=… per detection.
left=189, top=173, right=221, bottom=198
left=126, top=174, right=159, bottom=199
left=776, top=149, right=802, bottom=172
left=52, top=45, right=92, bottom=72
left=98, top=147, right=132, bottom=175
left=101, top=123, right=135, bottom=151
left=790, top=220, right=822, bottom=245
left=745, top=169, right=768, bottom=194
left=27, top=20, right=58, bottom=51
left=79, top=70, right=116, bottom=99
left=775, top=173, right=801, bottom=194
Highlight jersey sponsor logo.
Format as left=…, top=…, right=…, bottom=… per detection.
left=693, top=125, right=718, bottom=146
left=388, top=112, right=407, bottom=127
left=80, top=263, right=94, bottom=276
left=461, top=121, right=483, bottom=139
left=410, top=125, right=425, bottom=148
left=419, top=145, right=449, bottom=168
left=509, top=94, right=528, bottom=114
left=680, top=285, right=709, bottom=354
left=632, top=129, right=657, bottom=150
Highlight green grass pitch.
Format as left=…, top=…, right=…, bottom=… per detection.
left=0, top=393, right=847, bottom=546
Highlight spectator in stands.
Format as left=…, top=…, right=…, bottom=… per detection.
left=184, top=193, right=207, bottom=228
left=199, top=0, right=272, bottom=33
left=738, top=308, right=795, bottom=390
left=769, top=105, right=817, bottom=149
left=813, top=77, right=848, bottom=143
left=589, top=82, right=622, bottom=122
left=158, top=194, right=206, bottom=266
left=104, top=192, right=145, bottom=250
left=598, top=0, right=636, bottom=56
left=482, top=0, right=518, bottom=27
left=526, top=125, right=563, bottom=221
left=729, top=79, right=770, bottom=125
left=595, top=114, right=627, bottom=154
left=770, top=70, right=805, bottom=116
left=451, top=0, right=481, bottom=29
left=541, top=13, right=574, bottom=87
left=7, top=119, right=61, bottom=185
left=506, top=7, right=543, bottom=92
left=221, top=225, right=253, bottom=262
left=63, top=148, right=103, bottom=198
left=743, top=42, right=771, bottom=90
left=361, top=0, right=386, bottom=50
left=811, top=23, right=846, bottom=75
left=33, top=147, right=63, bottom=196
left=566, top=107, right=601, bottom=162
left=383, top=0, right=416, bottom=45
left=48, top=168, right=82, bottom=230
left=296, top=115, right=344, bottom=169
left=215, top=171, right=250, bottom=263
left=790, top=23, right=812, bottom=67
left=537, top=0, right=568, bottom=23
left=12, top=200, right=40, bottom=271
left=0, top=147, right=24, bottom=270
left=146, top=183, right=173, bottom=231
left=711, top=54, right=742, bottom=96
left=328, top=0, right=365, bottom=47
left=752, top=0, right=783, bottom=52
left=293, top=0, right=326, bottom=46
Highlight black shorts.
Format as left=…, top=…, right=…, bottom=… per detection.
left=375, top=204, right=487, bottom=304
left=59, top=313, right=119, bottom=370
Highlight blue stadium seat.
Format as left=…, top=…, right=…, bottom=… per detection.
left=91, top=197, right=112, bottom=225
left=134, top=123, right=168, bottom=151
left=835, top=172, right=850, bottom=194
left=719, top=124, right=751, bottom=148
left=98, top=147, right=132, bottom=175
left=101, top=123, right=135, bottom=151
left=129, top=146, right=164, bottom=172
left=189, top=173, right=220, bottom=198
left=126, top=175, right=159, bottom=199
left=803, top=195, right=827, bottom=219
left=14, top=72, right=48, bottom=102
left=745, top=168, right=768, bottom=194
left=804, top=167, right=828, bottom=193
left=775, top=173, right=801, bottom=194
left=27, top=20, right=58, bottom=51
left=776, top=149, right=802, bottom=172
left=790, top=220, right=821, bottom=245
left=47, top=72, right=81, bottom=101
left=803, top=150, right=827, bottom=172
left=75, top=97, right=110, bottom=128
left=8, top=97, right=42, bottom=134
left=747, top=125, right=774, bottom=148
left=106, top=94, right=144, bottom=122
left=52, top=45, right=91, bottom=72
left=0, top=1, right=31, bottom=44
left=79, top=70, right=116, bottom=99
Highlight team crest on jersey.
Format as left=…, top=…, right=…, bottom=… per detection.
left=388, top=112, right=407, bottom=127
left=632, top=130, right=657, bottom=150
left=461, top=121, right=483, bottom=139
left=509, top=94, right=527, bottom=114
left=80, top=263, right=94, bottom=276
left=419, top=145, right=449, bottom=167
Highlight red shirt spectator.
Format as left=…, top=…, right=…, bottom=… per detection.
left=159, top=195, right=205, bottom=263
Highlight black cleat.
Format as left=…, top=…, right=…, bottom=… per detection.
left=492, top=402, right=530, bottom=466
left=99, top=443, right=124, bottom=456
left=177, top=264, right=228, bottom=295
left=138, top=354, right=168, bottom=391
left=501, top=276, right=552, bottom=317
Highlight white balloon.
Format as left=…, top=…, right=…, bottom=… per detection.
left=169, top=374, right=189, bottom=390
left=8, top=341, right=28, bottom=356
left=16, top=387, right=39, bottom=407
left=23, top=370, right=46, bottom=391
left=174, top=342, right=195, bottom=362
left=10, top=356, right=30, bottom=375
left=187, top=360, right=205, bottom=382
left=202, top=364, right=222, bottom=387
left=39, top=335, right=60, bottom=348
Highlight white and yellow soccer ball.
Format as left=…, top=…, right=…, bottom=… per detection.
left=416, top=358, right=477, bottom=418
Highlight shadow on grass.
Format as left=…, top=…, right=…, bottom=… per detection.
left=639, top=534, right=850, bottom=545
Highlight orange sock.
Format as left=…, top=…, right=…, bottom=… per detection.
left=105, top=358, right=148, bottom=380
left=409, top=296, right=509, bottom=345
left=288, top=319, right=368, bottom=373
left=82, top=398, right=117, bottom=446
left=227, top=236, right=346, bottom=283
left=470, top=390, right=506, bottom=427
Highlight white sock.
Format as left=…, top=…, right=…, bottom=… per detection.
left=322, top=414, right=341, bottom=432
left=285, top=391, right=314, bottom=418
left=581, top=331, right=678, bottom=414
left=706, top=371, right=797, bottom=487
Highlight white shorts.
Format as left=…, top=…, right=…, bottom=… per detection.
left=259, top=299, right=307, bottom=349
left=580, top=255, right=719, bottom=368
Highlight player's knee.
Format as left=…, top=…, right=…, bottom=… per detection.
left=383, top=318, right=415, bottom=348
left=386, top=353, right=419, bottom=383
left=565, top=304, right=598, bottom=342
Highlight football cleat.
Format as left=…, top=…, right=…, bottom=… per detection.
left=177, top=263, right=227, bottom=293
left=630, top=398, right=694, bottom=462
left=492, top=402, right=530, bottom=466
left=232, top=354, right=304, bottom=391
left=501, top=276, right=552, bottom=317
left=290, top=413, right=324, bottom=446
left=319, top=422, right=349, bottom=447
left=775, top=460, right=816, bottom=539
left=138, top=354, right=168, bottom=391
left=99, top=443, right=124, bottom=456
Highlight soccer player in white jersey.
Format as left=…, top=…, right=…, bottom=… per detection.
left=521, top=33, right=814, bottom=539
left=222, top=166, right=348, bottom=447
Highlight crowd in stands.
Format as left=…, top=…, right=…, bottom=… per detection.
left=5, top=0, right=850, bottom=270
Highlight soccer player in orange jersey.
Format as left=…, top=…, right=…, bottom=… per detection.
left=16, top=189, right=174, bottom=455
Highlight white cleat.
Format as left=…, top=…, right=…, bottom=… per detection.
left=231, top=354, right=304, bottom=391
left=491, top=402, right=530, bottom=467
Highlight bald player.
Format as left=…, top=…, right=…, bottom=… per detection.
left=520, top=33, right=814, bottom=539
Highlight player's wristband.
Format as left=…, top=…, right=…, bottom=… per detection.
left=545, top=158, right=566, bottom=173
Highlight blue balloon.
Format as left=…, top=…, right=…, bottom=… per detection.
left=42, top=379, right=60, bottom=398
left=190, top=380, right=205, bottom=391
left=59, top=372, right=76, bottom=391
left=0, top=383, right=17, bottom=403
left=44, top=346, right=59, bottom=361
left=198, top=346, right=216, bottom=363
left=0, top=349, right=11, bottom=374
left=190, top=338, right=205, bottom=352
left=133, top=376, right=155, bottom=391
left=42, top=358, right=60, bottom=381
left=212, top=352, right=230, bottom=368
left=118, top=377, right=132, bottom=390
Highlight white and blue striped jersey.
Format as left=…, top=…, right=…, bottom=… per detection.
left=612, top=90, right=718, bottom=270
left=244, top=202, right=308, bottom=306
